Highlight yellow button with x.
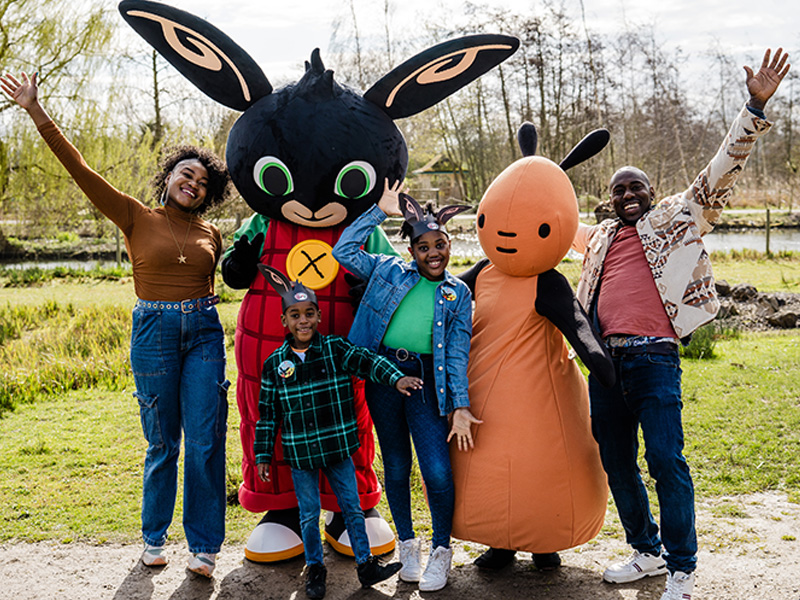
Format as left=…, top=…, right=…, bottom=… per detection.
left=285, top=239, right=340, bottom=290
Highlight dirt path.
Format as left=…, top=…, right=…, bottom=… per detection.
left=2, top=492, right=799, bottom=600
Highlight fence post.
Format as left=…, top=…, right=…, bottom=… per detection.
left=765, top=208, right=771, bottom=256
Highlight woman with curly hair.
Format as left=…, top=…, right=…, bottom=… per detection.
left=1, top=71, right=233, bottom=577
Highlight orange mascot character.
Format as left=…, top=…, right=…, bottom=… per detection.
left=452, top=123, right=616, bottom=569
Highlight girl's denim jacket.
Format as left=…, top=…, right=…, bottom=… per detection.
left=333, top=204, right=472, bottom=416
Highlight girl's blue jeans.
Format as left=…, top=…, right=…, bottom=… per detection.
left=365, top=349, right=454, bottom=549
left=130, top=300, right=229, bottom=554
left=291, top=458, right=371, bottom=566
left=589, top=349, right=697, bottom=574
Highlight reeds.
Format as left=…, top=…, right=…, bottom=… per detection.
left=0, top=301, right=131, bottom=416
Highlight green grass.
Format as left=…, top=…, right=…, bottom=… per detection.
left=708, top=251, right=800, bottom=292
left=680, top=321, right=742, bottom=360
left=0, top=266, right=798, bottom=545
left=0, top=264, right=133, bottom=287
left=0, top=387, right=262, bottom=543
left=1, top=330, right=797, bottom=544
left=682, top=331, right=800, bottom=499
left=0, top=301, right=131, bottom=415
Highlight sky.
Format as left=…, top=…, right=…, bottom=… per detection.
left=111, top=0, right=800, bottom=95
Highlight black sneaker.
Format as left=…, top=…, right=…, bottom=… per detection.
left=532, top=552, right=561, bottom=571
left=357, top=555, right=402, bottom=588
left=305, top=563, right=327, bottom=599
left=474, top=547, right=516, bottom=569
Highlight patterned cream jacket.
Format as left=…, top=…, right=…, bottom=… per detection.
left=573, top=103, right=772, bottom=339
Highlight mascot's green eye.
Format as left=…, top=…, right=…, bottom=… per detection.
left=253, top=156, right=294, bottom=196
left=335, top=161, right=376, bottom=200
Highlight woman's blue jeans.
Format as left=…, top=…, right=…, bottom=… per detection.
left=589, top=349, right=697, bottom=574
left=130, top=300, right=229, bottom=554
left=291, top=458, right=371, bottom=566
left=365, top=350, right=454, bottom=549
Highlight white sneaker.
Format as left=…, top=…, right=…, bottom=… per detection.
left=661, top=570, right=695, bottom=600
left=398, top=538, right=422, bottom=583
left=603, top=550, right=667, bottom=583
left=141, top=543, right=167, bottom=567
left=419, top=546, right=452, bottom=592
left=187, top=552, right=216, bottom=578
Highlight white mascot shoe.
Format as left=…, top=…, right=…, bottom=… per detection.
left=324, top=507, right=396, bottom=557
left=244, top=508, right=304, bottom=563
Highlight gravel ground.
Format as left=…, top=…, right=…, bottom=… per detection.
left=2, top=492, right=799, bottom=600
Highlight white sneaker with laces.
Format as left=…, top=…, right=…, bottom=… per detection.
left=398, top=538, right=422, bottom=583
left=187, top=552, right=216, bottom=578
left=661, top=570, right=695, bottom=600
left=603, top=550, right=667, bottom=583
left=141, top=543, right=167, bottom=567
left=419, top=546, right=452, bottom=592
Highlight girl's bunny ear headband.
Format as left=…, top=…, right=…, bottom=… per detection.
left=399, top=193, right=471, bottom=242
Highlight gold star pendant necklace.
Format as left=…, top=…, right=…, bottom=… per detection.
left=164, top=208, right=194, bottom=264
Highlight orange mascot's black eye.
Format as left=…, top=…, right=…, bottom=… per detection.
left=478, top=214, right=485, bottom=228
left=538, top=223, right=550, bottom=238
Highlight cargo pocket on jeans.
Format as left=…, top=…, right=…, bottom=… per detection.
left=215, top=380, right=231, bottom=439
left=134, top=391, right=164, bottom=448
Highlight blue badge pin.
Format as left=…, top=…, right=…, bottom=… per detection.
left=278, top=360, right=295, bottom=379
left=442, top=286, right=457, bottom=302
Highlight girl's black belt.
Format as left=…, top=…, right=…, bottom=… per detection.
left=380, top=346, right=433, bottom=362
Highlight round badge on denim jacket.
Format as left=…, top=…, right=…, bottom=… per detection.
left=278, top=360, right=295, bottom=379
left=442, top=286, right=457, bottom=301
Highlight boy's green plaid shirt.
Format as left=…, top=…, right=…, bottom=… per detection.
left=255, top=333, right=404, bottom=470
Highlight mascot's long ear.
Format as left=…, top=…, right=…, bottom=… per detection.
left=119, top=0, right=272, bottom=111
left=559, top=129, right=610, bottom=171
left=364, top=34, right=519, bottom=119
left=258, top=264, right=292, bottom=295
left=517, top=122, right=538, bottom=157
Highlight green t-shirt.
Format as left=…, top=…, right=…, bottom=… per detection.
left=381, top=277, right=438, bottom=354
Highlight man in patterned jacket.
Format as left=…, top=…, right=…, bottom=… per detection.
left=571, top=48, right=789, bottom=600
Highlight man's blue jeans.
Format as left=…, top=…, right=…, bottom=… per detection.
left=589, top=349, right=697, bottom=574
left=365, top=351, right=454, bottom=549
left=130, top=301, right=229, bottom=554
left=291, top=457, right=370, bottom=565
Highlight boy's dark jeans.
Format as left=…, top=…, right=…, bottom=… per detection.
left=291, top=458, right=370, bottom=565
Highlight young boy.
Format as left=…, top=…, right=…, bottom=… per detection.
left=254, top=264, right=421, bottom=599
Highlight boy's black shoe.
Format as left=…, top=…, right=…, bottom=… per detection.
left=305, top=563, right=327, bottom=599
left=357, top=555, right=402, bottom=588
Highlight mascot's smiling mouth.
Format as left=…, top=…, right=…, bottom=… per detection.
left=281, top=200, right=348, bottom=228
left=496, top=230, right=518, bottom=253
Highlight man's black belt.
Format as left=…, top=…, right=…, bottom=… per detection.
left=607, top=342, right=678, bottom=357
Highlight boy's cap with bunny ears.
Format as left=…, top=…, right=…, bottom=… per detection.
left=257, top=264, right=319, bottom=312
left=399, top=193, right=472, bottom=242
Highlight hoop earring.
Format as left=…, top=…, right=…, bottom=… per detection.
left=159, top=187, right=168, bottom=206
